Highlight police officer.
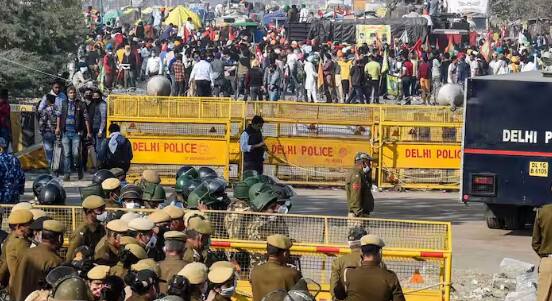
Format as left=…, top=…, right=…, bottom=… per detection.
left=345, top=152, right=375, bottom=218
left=49, top=276, right=91, bottom=301
left=94, top=219, right=128, bottom=266
left=0, top=203, right=32, bottom=284
left=143, top=185, right=166, bottom=209
left=3, top=209, right=33, bottom=293
left=12, top=220, right=65, bottom=301
left=250, top=234, right=302, bottom=301
left=0, top=137, right=25, bottom=204
left=240, top=115, right=266, bottom=175
left=102, top=177, right=122, bottom=208
left=87, top=265, right=111, bottom=300
left=120, top=184, right=144, bottom=209
left=66, top=195, right=107, bottom=262
left=358, top=153, right=374, bottom=190
left=532, top=203, right=552, bottom=301
left=207, top=264, right=237, bottom=300
left=330, top=227, right=367, bottom=300
left=127, top=268, right=160, bottom=301
left=334, top=235, right=405, bottom=301
left=162, top=206, right=185, bottom=231
left=183, top=219, right=212, bottom=263
left=147, top=210, right=171, bottom=261
left=128, top=217, right=155, bottom=249
left=158, top=231, right=190, bottom=294
left=178, top=262, right=208, bottom=301
left=110, top=243, right=147, bottom=279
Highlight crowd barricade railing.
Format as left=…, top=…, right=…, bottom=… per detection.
left=0, top=205, right=451, bottom=301
left=376, top=106, right=463, bottom=190
left=243, top=101, right=379, bottom=185
left=107, top=95, right=240, bottom=183
left=105, top=96, right=463, bottom=189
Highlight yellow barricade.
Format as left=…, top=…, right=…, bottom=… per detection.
left=0, top=205, right=452, bottom=301
left=376, top=106, right=463, bottom=190
left=107, top=95, right=244, bottom=182
left=106, top=96, right=463, bottom=189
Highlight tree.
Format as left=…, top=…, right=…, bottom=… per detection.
left=490, top=0, right=552, bottom=22
left=0, top=0, right=86, bottom=97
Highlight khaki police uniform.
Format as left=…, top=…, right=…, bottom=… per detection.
left=335, top=235, right=405, bottom=301
left=345, top=166, right=374, bottom=217
left=250, top=235, right=302, bottom=301
left=158, top=231, right=190, bottom=294
left=183, top=219, right=212, bottom=264
left=330, top=249, right=362, bottom=299
left=94, top=219, right=128, bottom=266
left=12, top=220, right=65, bottom=301
left=207, top=265, right=235, bottom=301
left=3, top=209, right=33, bottom=294
left=532, top=204, right=552, bottom=301
left=110, top=243, right=147, bottom=278
left=102, top=178, right=122, bottom=208
left=66, top=196, right=106, bottom=262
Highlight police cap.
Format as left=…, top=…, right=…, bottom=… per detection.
left=142, top=170, right=161, bottom=184
left=188, top=219, right=212, bottom=235
left=148, top=210, right=171, bottom=224
left=162, top=205, right=184, bottom=220
left=8, top=209, right=33, bottom=225
left=360, top=234, right=385, bottom=247
left=209, top=261, right=235, bottom=271
left=208, top=266, right=234, bottom=284
left=184, top=210, right=206, bottom=227
left=178, top=262, right=208, bottom=284
left=30, top=216, right=52, bottom=231
left=82, top=195, right=106, bottom=210
left=102, top=178, right=121, bottom=191
left=12, top=202, right=32, bottom=211
left=43, top=220, right=66, bottom=233
left=87, top=265, right=110, bottom=280
left=132, top=258, right=161, bottom=276
left=163, top=231, right=186, bottom=241
left=267, top=234, right=292, bottom=250
left=106, top=219, right=128, bottom=233
left=125, top=243, right=147, bottom=260
left=128, top=217, right=154, bottom=232
left=120, top=236, right=140, bottom=247
left=120, top=212, right=141, bottom=223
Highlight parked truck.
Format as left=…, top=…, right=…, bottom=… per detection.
left=462, top=71, right=552, bottom=230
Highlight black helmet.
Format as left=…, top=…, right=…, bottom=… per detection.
left=38, top=183, right=66, bottom=205
left=92, top=169, right=115, bottom=185
left=198, top=167, right=218, bottom=180
left=205, top=178, right=227, bottom=196
left=32, top=174, right=54, bottom=198
left=120, top=184, right=143, bottom=200
left=176, top=166, right=199, bottom=180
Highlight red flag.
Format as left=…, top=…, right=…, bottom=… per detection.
left=184, top=26, right=191, bottom=43
left=409, top=38, right=423, bottom=59
left=444, top=34, right=455, bottom=54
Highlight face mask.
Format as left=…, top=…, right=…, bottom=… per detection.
left=219, top=285, right=236, bottom=297
left=363, top=166, right=371, bottom=173
left=276, top=205, right=289, bottom=214
left=80, top=67, right=88, bottom=73
left=146, top=234, right=157, bottom=249
left=96, top=211, right=108, bottom=222
left=125, top=202, right=139, bottom=209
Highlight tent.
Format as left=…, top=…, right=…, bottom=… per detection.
left=262, top=11, right=287, bottom=26
left=164, top=6, right=202, bottom=29
left=104, top=9, right=122, bottom=25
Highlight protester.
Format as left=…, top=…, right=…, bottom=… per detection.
left=98, top=123, right=133, bottom=173
left=0, top=90, right=11, bottom=152
left=0, top=137, right=24, bottom=203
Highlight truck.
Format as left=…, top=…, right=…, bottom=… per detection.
left=461, top=71, right=552, bottom=230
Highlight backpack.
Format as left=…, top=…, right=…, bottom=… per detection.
left=101, top=137, right=132, bottom=169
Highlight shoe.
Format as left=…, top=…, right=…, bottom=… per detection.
left=63, top=175, right=70, bottom=181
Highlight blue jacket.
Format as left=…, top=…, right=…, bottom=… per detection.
left=0, top=152, right=25, bottom=204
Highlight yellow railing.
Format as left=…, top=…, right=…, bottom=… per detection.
left=0, top=204, right=452, bottom=301
left=105, top=97, right=462, bottom=189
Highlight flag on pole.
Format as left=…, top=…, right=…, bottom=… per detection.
left=317, top=61, right=324, bottom=89
left=381, top=49, right=389, bottom=73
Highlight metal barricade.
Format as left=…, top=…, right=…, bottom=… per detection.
left=245, top=101, right=379, bottom=185
left=0, top=205, right=451, bottom=301
left=108, top=95, right=241, bottom=183
left=376, top=106, right=463, bottom=190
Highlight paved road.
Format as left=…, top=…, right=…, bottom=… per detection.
left=21, top=173, right=538, bottom=274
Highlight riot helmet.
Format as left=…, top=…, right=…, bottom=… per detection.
left=198, top=167, right=218, bottom=180
left=93, top=169, right=115, bottom=185
left=176, top=166, right=199, bottom=180
left=32, top=174, right=54, bottom=198
left=38, top=183, right=66, bottom=205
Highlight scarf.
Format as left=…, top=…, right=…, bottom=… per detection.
left=0, top=102, right=10, bottom=128
left=108, top=132, right=121, bottom=154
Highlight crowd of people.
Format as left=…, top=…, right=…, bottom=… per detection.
left=69, top=4, right=552, bottom=106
